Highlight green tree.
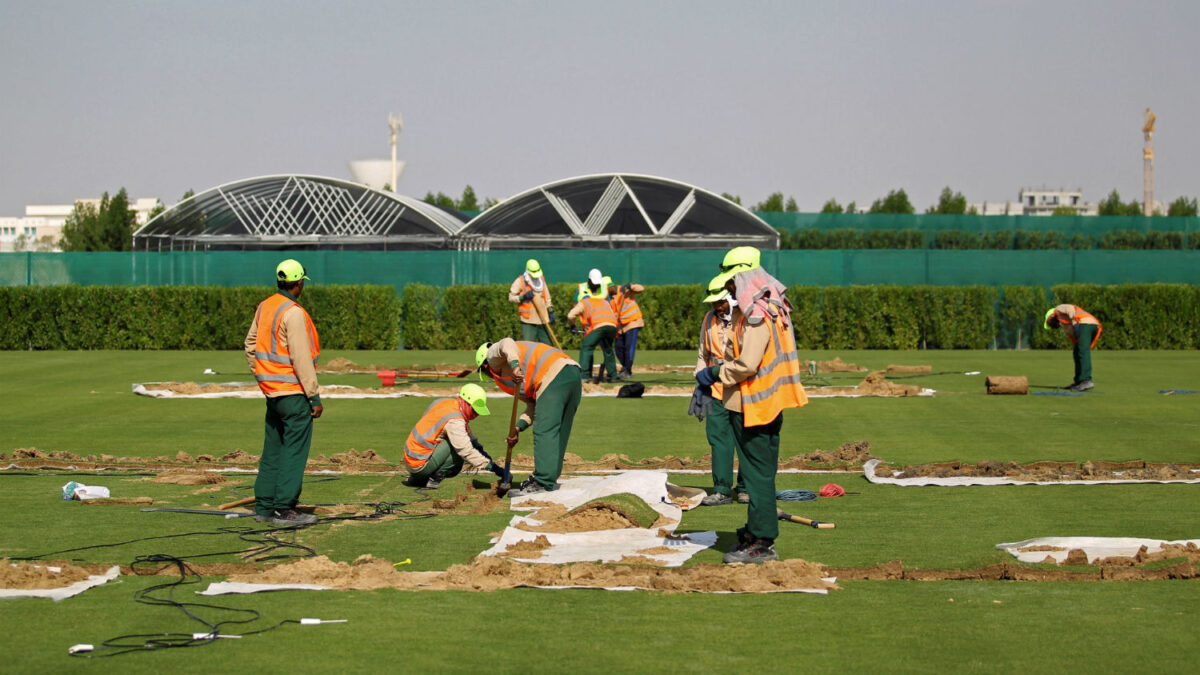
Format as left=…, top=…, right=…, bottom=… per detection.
left=1051, top=205, right=1078, bottom=216
left=60, top=189, right=137, bottom=251
left=1097, top=189, right=1141, bottom=216
left=458, top=185, right=480, bottom=211
left=869, top=189, right=914, bottom=214
left=753, top=192, right=786, bottom=211
left=1167, top=196, right=1198, bottom=217
left=845, top=201, right=857, bottom=214
left=785, top=196, right=798, bottom=212
left=422, top=191, right=457, bottom=209
left=926, top=186, right=967, bottom=215
left=720, top=192, right=742, bottom=205
left=820, top=198, right=843, bottom=213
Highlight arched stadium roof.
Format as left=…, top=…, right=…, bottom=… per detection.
left=133, top=175, right=465, bottom=251
left=455, top=173, right=778, bottom=250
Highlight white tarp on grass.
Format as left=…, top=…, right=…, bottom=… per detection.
left=479, top=471, right=718, bottom=567
left=997, top=537, right=1200, bottom=564
left=863, top=458, right=1200, bottom=487
left=0, top=565, right=120, bottom=601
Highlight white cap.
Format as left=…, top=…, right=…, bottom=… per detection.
left=588, top=268, right=603, bottom=284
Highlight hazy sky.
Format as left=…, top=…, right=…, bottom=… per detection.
left=2, top=0, right=1196, bottom=215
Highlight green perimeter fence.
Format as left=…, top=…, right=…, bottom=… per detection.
left=758, top=212, right=1200, bottom=235
left=2, top=250, right=1199, bottom=291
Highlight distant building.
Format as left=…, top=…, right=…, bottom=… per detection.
left=0, top=198, right=159, bottom=252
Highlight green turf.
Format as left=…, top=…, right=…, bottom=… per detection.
left=569, top=492, right=660, bottom=529
left=2, top=349, right=1199, bottom=670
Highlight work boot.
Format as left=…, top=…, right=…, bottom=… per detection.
left=509, top=478, right=550, bottom=498
left=254, top=513, right=273, bottom=523
left=701, top=492, right=733, bottom=506
left=271, top=508, right=318, bottom=528
left=1069, top=380, right=1094, bottom=392
left=727, top=526, right=754, bottom=553
left=736, top=491, right=750, bottom=504
left=617, top=371, right=632, bottom=380
left=723, top=539, right=779, bottom=564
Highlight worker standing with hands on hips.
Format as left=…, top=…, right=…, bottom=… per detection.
left=509, top=259, right=555, bottom=346
left=244, top=259, right=322, bottom=528
left=1044, top=304, right=1103, bottom=392
left=476, top=338, right=582, bottom=497
left=691, top=272, right=747, bottom=506
left=696, top=247, right=808, bottom=563
left=403, top=383, right=512, bottom=489
left=567, top=279, right=620, bottom=384
left=609, top=282, right=645, bottom=380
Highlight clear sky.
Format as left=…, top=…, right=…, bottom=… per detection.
left=1, top=0, right=1196, bottom=215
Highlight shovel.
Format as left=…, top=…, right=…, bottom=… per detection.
left=777, top=508, right=835, bottom=529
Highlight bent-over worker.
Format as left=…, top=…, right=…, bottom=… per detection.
left=476, top=338, right=582, bottom=497
left=1044, top=304, right=1103, bottom=392
left=403, top=383, right=512, bottom=489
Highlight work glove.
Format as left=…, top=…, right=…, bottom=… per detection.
left=488, top=461, right=513, bottom=483
left=548, top=308, right=556, bottom=325
left=472, top=439, right=491, bottom=461
left=695, top=365, right=719, bottom=387
left=521, top=290, right=535, bottom=302
left=687, top=386, right=713, bottom=422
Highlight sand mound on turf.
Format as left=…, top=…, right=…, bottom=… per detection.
left=0, top=560, right=93, bottom=589
left=149, top=469, right=227, bottom=485
left=887, top=364, right=932, bottom=374
left=816, top=371, right=924, bottom=397
left=498, top=535, right=552, bottom=559
left=813, top=357, right=868, bottom=373
left=874, top=459, right=1200, bottom=482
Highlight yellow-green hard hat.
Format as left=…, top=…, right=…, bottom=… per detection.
left=526, top=258, right=543, bottom=278
left=276, top=259, right=310, bottom=282
left=459, top=383, right=491, bottom=416
left=1043, top=307, right=1056, bottom=330
left=703, top=271, right=737, bottom=303
left=475, top=342, right=492, bottom=380
left=721, top=246, right=760, bottom=272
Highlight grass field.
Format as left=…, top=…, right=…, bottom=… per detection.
left=1, top=349, right=1198, bottom=672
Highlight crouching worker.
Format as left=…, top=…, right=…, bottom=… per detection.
left=476, top=338, right=582, bottom=497
left=404, top=383, right=512, bottom=489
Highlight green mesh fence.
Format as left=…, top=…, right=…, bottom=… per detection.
left=2, top=249, right=1199, bottom=290
left=758, top=212, right=1200, bottom=236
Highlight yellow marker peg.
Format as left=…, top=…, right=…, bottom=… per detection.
left=393, top=558, right=412, bottom=566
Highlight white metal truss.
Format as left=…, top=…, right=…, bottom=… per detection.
left=217, top=176, right=411, bottom=237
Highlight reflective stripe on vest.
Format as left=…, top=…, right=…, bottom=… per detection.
left=580, top=296, right=619, bottom=334
left=1053, top=306, right=1103, bottom=348
left=517, top=275, right=550, bottom=322
left=404, top=398, right=464, bottom=471
left=252, top=293, right=320, bottom=396
left=700, top=311, right=725, bottom=400
left=491, top=341, right=570, bottom=401
left=618, top=298, right=642, bottom=326
left=732, top=312, right=807, bottom=426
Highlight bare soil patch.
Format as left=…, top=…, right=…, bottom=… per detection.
left=887, top=364, right=932, bottom=374
left=498, top=535, right=552, bottom=559
left=1, top=560, right=93, bottom=589
left=148, top=469, right=227, bottom=485
left=830, top=558, right=1200, bottom=582
left=812, top=357, right=868, bottom=373
left=875, top=458, right=1200, bottom=482
left=79, top=497, right=154, bottom=506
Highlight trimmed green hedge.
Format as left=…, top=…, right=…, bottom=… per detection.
left=0, top=285, right=399, bottom=350
left=779, top=228, right=1200, bottom=250
left=2, top=283, right=1197, bottom=351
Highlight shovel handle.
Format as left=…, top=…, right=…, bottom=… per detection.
left=219, top=496, right=256, bottom=510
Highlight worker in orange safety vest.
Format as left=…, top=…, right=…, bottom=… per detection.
left=403, top=383, right=512, bottom=489
left=1044, top=304, right=1103, bottom=392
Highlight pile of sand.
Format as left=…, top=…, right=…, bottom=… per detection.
left=887, top=364, right=932, bottom=374
left=814, top=357, right=868, bottom=373
left=878, top=459, right=1200, bottom=482
left=0, top=560, right=93, bottom=589
left=498, top=535, right=552, bottom=559
left=816, top=371, right=924, bottom=397
left=149, top=469, right=227, bottom=485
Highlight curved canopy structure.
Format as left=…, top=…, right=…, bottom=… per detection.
left=455, top=173, right=778, bottom=250
left=133, top=175, right=464, bottom=251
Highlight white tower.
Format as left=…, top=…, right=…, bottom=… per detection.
left=388, top=113, right=403, bottom=193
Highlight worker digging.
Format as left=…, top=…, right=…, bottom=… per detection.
left=696, top=246, right=809, bottom=564
left=509, top=258, right=555, bottom=346
left=476, top=337, right=583, bottom=497
left=402, top=383, right=513, bottom=489
left=567, top=275, right=621, bottom=384
left=1044, top=303, right=1103, bottom=392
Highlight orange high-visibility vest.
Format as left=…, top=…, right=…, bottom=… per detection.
left=579, top=296, right=618, bottom=335
left=618, top=297, right=643, bottom=327
left=1051, top=305, right=1103, bottom=348
left=489, top=341, right=571, bottom=401
left=516, top=275, right=551, bottom=323
left=731, top=312, right=808, bottom=427
left=404, top=398, right=464, bottom=471
left=699, top=310, right=726, bottom=400
left=252, top=292, right=320, bottom=396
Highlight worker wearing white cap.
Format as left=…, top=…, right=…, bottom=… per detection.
left=573, top=268, right=610, bottom=304
left=509, top=258, right=555, bottom=345
left=403, top=383, right=511, bottom=489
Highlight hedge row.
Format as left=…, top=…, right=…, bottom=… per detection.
left=2, top=283, right=1196, bottom=351
left=0, top=285, right=399, bottom=350
left=779, top=228, right=1200, bottom=250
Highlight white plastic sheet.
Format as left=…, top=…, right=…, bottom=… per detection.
left=0, top=565, right=120, bottom=601
left=863, top=458, right=1200, bottom=487
left=997, top=537, right=1200, bottom=564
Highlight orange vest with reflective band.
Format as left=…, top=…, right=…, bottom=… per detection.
left=618, top=297, right=643, bottom=327
left=490, top=341, right=570, bottom=402
left=516, top=275, right=551, bottom=323
left=579, top=296, right=618, bottom=335
left=1052, top=306, right=1103, bottom=348
left=252, top=292, right=320, bottom=396
left=404, top=398, right=464, bottom=471
left=731, top=312, right=808, bottom=427
left=699, top=311, right=726, bottom=400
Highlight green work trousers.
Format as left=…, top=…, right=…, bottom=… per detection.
left=255, top=394, right=314, bottom=517
left=530, top=365, right=583, bottom=489
left=408, top=439, right=464, bottom=482
left=579, top=325, right=617, bottom=381
left=730, top=410, right=783, bottom=541
left=520, top=322, right=554, bottom=346
left=1073, top=324, right=1098, bottom=383
left=707, top=398, right=744, bottom=497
